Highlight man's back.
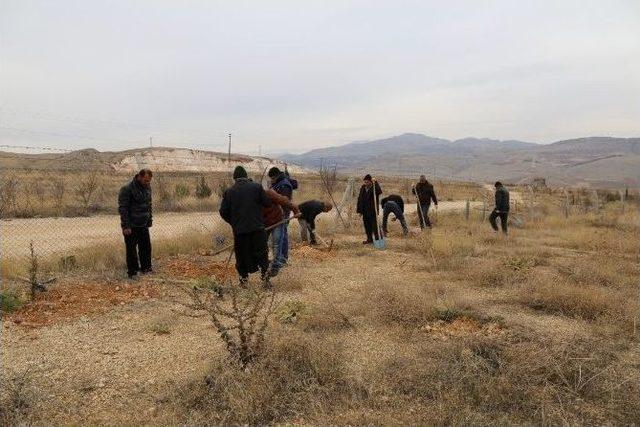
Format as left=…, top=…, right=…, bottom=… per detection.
left=299, top=200, right=324, bottom=222
left=495, top=186, right=510, bottom=212
left=220, top=178, right=271, bottom=234
left=381, top=194, right=404, bottom=213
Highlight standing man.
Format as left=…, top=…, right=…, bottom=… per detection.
left=489, top=181, right=510, bottom=234
left=356, top=174, right=382, bottom=244
left=263, top=189, right=299, bottom=277
left=380, top=194, right=408, bottom=236
left=297, top=200, right=333, bottom=245
left=413, top=175, right=438, bottom=229
left=118, top=169, right=153, bottom=280
left=220, top=166, right=273, bottom=286
left=268, top=167, right=294, bottom=266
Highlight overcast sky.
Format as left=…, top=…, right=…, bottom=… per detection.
left=1, top=0, right=639, bottom=154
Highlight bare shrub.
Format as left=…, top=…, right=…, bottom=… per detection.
left=184, top=277, right=277, bottom=368
left=0, top=369, right=37, bottom=426
left=74, top=172, right=99, bottom=214
left=195, top=176, right=212, bottom=199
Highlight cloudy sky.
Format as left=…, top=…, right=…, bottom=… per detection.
left=1, top=0, right=639, bottom=154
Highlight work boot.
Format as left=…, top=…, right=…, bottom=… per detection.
left=128, top=274, right=140, bottom=281
left=140, top=268, right=154, bottom=275
left=239, top=277, right=249, bottom=288
left=362, top=240, right=373, bottom=245
left=268, top=267, right=279, bottom=278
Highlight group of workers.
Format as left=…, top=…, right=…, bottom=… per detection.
left=118, top=168, right=509, bottom=285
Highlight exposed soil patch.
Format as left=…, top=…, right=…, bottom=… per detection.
left=161, top=255, right=235, bottom=280
left=420, top=316, right=505, bottom=339
left=8, top=280, right=159, bottom=328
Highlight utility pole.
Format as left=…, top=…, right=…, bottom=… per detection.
left=227, top=133, right=232, bottom=163
left=149, top=136, right=153, bottom=148
left=258, top=145, right=262, bottom=156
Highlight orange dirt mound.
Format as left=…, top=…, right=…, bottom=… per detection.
left=162, top=256, right=234, bottom=280
left=291, top=245, right=333, bottom=261
left=8, top=281, right=158, bottom=328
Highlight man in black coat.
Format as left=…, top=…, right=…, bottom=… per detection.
left=118, top=169, right=153, bottom=279
left=356, top=174, right=382, bottom=244
left=381, top=194, right=408, bottom=236
left=412, top=175, right=438, bottom=229
left=489, top=181, right=510, bottom=234
left=220, top=166, right=273, bottom=286
left=297, top=200, right=333, bottom=245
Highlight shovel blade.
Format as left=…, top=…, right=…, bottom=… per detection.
left=373, top=238, right=386, bottom=249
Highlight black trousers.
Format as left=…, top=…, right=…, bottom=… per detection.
left=417, top=203, right=432, bottom=228
left=489, top=209, right=509, bottom=233
left=234, top=229, right=269, bottom=278
left=124, top=227, right=152, bottom=276
left=362, top=213, right=380, bottom=241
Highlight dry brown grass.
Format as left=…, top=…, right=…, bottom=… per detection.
left=3, top=188, right=640, bottom=425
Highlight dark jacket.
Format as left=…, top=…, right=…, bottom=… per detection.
left=381, top=194, right=404, bottom=213
left=299, top=200, right=324, bottom=229
left=263, top=189, right=298, bottom=228
left=495, top=186, right=510, bottom=212
left=413, top=182, right=437, bottom=206
left=357, top=181, right=382, bottom=216
left=271, top=173, right=294, bottom=216
left=118, top=178, right=152, bottom=229
left=220, top=178, right=272, bottom=235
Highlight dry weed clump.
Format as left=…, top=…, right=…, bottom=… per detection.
left=519, top=271, right=628, bottom=322
left=359, top=334, right=640, bottom=425
left=557, top=256, right=637, bottom=289
left=361, top=280, right=473, bottom=329
left=177, top=331, right=356, bottom=425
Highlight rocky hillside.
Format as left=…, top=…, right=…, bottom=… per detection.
left=0, top=147, right=307, bottom=175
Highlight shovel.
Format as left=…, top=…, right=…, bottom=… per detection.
left=372, top=179, right=386, bottom=249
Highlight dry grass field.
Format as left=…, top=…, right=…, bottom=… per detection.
left=2, top=190, right=639, bottom=425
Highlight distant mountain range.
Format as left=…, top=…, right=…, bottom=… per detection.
left=280, top=134, right=640, bottom=188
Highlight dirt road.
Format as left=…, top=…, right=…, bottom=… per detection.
left=1, top=212, right=223, bottom=259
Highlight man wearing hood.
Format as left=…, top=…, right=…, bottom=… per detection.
left=118, top=169, right=154, bottom=280
left=268, top=167, right=294, bottom=266
left=220, top=166, right=273, bottom=286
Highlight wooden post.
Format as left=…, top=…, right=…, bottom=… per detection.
left=465, top=199, right=470, bottom=221
left=620, top=189, right=626, bottom=214
left=564, top=189, right=570, bottom=218
left=592, top=190, right=600, bottom=213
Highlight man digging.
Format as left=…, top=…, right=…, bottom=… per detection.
left=297, top=200, right=333, bottom=245
left=413, top=175, right=438, bottom=229
left=380, top=194, right=408, bottom=236
left=356, top=174, right=383, bottom=244
left=489, top=181, right=510, bottom=235
left=263, top=188, right=299, bottom=277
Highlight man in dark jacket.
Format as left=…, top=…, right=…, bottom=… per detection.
left=413, top=175, right=438, bottom=229
left=356, top=174, right=382, bottom=244
left=268, top=167, right=294, bottom=265
left=298, top=200, right=333, bottom=245
left=118, top=169, right=153, bottom=279
left=220, top=166, right=273, bottom=286
left=381, top=194, right=408, bottom=236
left=489, top=181, right=510, bottom=234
